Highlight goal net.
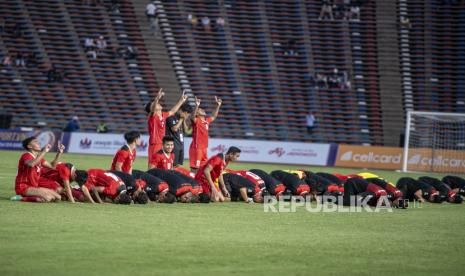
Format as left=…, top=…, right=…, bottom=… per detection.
left=402, top=111, right=465, bottom=174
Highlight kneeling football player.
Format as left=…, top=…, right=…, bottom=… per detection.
left=75, top=169, right=132, bottom=204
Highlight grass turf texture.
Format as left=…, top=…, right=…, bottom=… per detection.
left=0, top=149, right=464, bottom=276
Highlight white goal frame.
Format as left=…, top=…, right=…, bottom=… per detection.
left=402, top=110, right=465, bottom=173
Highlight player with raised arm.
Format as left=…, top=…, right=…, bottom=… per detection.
left=15, top=137, right=63, bottom=202
left=111, top=131, right=140, bottom=174
left=166, top=103, right=192, bottom=167
left=149, top=136, right=175, bottom=170
left=195, top=146, right=241, bottom=202
left=189, top=96, right=222, bottom=173
left=146, top=88, right=188, bottom=169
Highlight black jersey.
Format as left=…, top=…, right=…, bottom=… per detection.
left=270, top=170, right=305, bottom=194
left=442, top=175, right=465, bottom=192
left=418, top=176, right=451, bottom=196
left=132, top=170, right=167, bottom=194
left=223, top=173, right=256, bottom=200
left=147, top=168, right=190, bottom=195
left=396, top=177, right=436, bottom=200
left=249, top=169, right=281, bottom=193
left=108, top=170, right=137, bottom=194
left=302, top=171, right=332, bottom=194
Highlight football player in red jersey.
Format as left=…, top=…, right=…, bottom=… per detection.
left=75, top=169, right=132, bottom=204
left=15, top=137, right=64, bottom=202
left=111, top=131, right=140, bottom=174
left=146, top=88, right=188, bottom=169
left=195, top=146, right=241, bottom=202
left=189, top=96, right=222, bottom=172
left=40, top=162, right=78, bottom=203
left=149, top=136, right=175, bottom=170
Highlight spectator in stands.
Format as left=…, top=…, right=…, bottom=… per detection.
left=215, top=17, right=225, bottom=30
left=96, top=35, right=107, bottom=51
left=146, top=1, right=157, bottom=21
left=201, top=16, right=211, bottom=32
left=318, top=0, right=334, bottom=20
left=400, top=16, right=412, bottom=29
left=96, top=121, right=109, bottom=133
left=328, top=68, right=340, bottom=88
left=64, top=116, right=80, bottom=132
left=316, top=73, right=327, bottom=89
left=125, top=46, right=137, bottom=59
left=306, top=113, right=316, bottom=134
left=349, top=2, right=360, bottom=21
left=108, top=0, right=120, bottom=14
left=187, top=13, right=198, bottom=29
left=284, top=39, right=298, bottom=56
left=47, top=64, right=63, bottom=82
left=15, top=53, right=26, bottom=68
left=2, top=55, right=12, bottom=68
left=84, top=37, right=97, bottom=59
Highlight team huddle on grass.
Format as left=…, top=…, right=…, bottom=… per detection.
left=12, top=90, right=465, bottom=206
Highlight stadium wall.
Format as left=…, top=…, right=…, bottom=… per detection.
left=2, top=130, right=464, bottom=172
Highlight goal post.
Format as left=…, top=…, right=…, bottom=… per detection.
left=402, top=111, right=465, bottom=174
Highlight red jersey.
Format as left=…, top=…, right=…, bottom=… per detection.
left=41, top=163, right=72, bottom=185
left=195, top=153, right=226, bottom=184
left=15, top=152, right=44, bottom=188
left=174, top=167, right=196, bottom=178
left=83, top=169, right=125, bottom=199
left=234, top=170, right=266, bottom=190
left=111, top=145, right=136, bottom=173
left=148, top=111, right=170, bottom=145
left=191, top=117, right=213, bottom=149
left=151, top=150, right=174, bottom=170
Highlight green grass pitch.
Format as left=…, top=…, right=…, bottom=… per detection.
left=0, top=150, right=464, bottom=276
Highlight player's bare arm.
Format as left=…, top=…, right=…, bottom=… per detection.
left=150, top=88, right=164, bottom=114
left=47, top=142, right=65, bottom=169
left=204, top=164, right=220, bottom=201
left=414, top=190, right=426, bottom=203
left=210, top=96, right=222, bottom=122
left=26, top=144, right=51, bottom=167
left=218, top=174, right=229, bottom=198
left=81, top=186, right=96, bottom=204
left=92, top=187, right=105, bottom=204
left=169, top=89, right=188, bottom=116
left=191, top=96, right=201, bottom=123
left=63, top=179, right=75, bottom=203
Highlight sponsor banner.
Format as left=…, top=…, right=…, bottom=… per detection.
left=0, top=129, right=32, bottom=150
left=68, top=132, right=150, bottom=156
left=335, top=145, right=403, bottom=170
left=0, top=129, right=69, bottom=151
left=407, top=148, right=465, bottom=173
left=183, top=138, right=331, bottom=166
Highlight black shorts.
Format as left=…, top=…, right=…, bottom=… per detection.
left=173, top=145, right=184, bottom=166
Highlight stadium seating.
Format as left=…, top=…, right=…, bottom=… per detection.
left=0, top=0, right=462, bottom=145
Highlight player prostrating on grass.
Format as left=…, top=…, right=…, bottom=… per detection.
left=149, top=136, right=175, bottom=170
left=189, top=96, right=222, bottom=173
left=111, top=131, right=141, bottom=174
left=146, top=88, right=188, bottom=169
left=195, top=146, right=241, bottom=202
left=223, top=173, right=263, bottom=203
left=15, top=137, right=64, bottom=202
left=40, top=162, right=78, bottom=203
left=75, top=169, right=132, bottom=204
